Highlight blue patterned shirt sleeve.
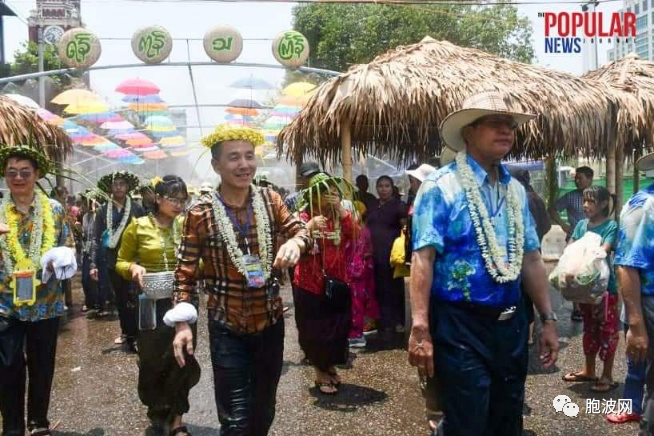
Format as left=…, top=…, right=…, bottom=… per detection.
left=615, top=186, right=654, bottom=271
left=412, top=175, right=449, bottom=254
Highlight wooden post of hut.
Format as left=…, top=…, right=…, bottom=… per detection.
left=341, top=121, right=353, bottom=183
left=615, top=145, right=624, bottom=222
left=606, top=143, right=616, bottom=197
left=634, top=147, right=641, bottom=194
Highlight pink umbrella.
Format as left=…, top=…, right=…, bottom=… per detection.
left=116, top=132, right=150, bottom=141
left=104, top=148, right=134, bottom=159
left=116, top=79, right=160, bottom=96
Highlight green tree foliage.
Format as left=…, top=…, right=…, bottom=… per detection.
left=4, top=42, right=78, bottom=88
left=293, top=4, right=534, bottom=72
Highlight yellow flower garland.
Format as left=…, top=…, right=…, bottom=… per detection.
left=201, top=125, right=265, bottom=149
left=4, top=193, right=56, bottom=269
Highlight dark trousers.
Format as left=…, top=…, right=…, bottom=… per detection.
left=0, top=317, right=60, bottom=435
left=81, top=254, right=98, bottom=309
left=374, top=260, right=405, bottom=330
left=431, top=301, right=528, bottom=436
left=209, top=319, right=284, bottom=436
left=109, top=269, right=137, bottom=340
left=639, top=296, right=654, bottom=435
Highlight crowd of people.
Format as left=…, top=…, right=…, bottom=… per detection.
left=3, top=90, right=654, bottom=436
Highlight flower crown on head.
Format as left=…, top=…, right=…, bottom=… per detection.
left=0, top=145, right=52, bottom=177
left=150, top=176, right=164, bottom=189
left=200, top=124, right=265, bottom=149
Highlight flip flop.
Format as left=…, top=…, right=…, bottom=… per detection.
left=590, top=379, right=618, bottom=393
left=562, top=372, right=598, bottom=382
left=314, top=381, right=338, bottom=395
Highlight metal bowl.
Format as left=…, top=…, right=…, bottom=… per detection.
left=142, top=271, right=174, bottom=300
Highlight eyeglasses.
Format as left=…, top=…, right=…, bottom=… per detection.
left=164, top=197, right=188, bottom=207
left=473, top=117, right=518, bottom=131
left=5, top=170, right=34, bottom=180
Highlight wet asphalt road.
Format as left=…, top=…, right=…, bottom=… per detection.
left=0, top=271, right=641, bottom=435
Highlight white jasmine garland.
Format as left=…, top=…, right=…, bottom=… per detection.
left=455, top=151, right=524, bottom=283
left=210, top=185, right=273, bottom=281
left=106, top=196, right=132, bottom=249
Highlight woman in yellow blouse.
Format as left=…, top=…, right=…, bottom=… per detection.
left=116, top=175, right=199, bottom=436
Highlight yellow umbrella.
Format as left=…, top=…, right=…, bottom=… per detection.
left=148, top=124, right=177, bottom=133
left=159, top=136, right=185, bottom=146
left=52, top=89, right=104, bottom=105
left=170, top=149, right=191, bottom=157
left=282, top=82, right=316, bottom=97
left=277, top=94, right=312, bottom=107
left=64, top=101, right=110, bottom=115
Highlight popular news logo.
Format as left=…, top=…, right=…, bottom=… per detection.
left=540, top=12, right=636, bottom=54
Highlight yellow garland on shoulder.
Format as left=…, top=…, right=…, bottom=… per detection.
left=4, top=193, right=56, bottom=270
left=201, top=124, right=265, bottom=149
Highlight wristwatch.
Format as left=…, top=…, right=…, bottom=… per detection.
left=540, top=311, right=558, bottom=323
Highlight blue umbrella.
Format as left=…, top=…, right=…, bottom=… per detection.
left=121, top=94, right=164, bottom=104
left=151, top=130, right=180, bottom=138
left=230, top=77, right=274, bottom=90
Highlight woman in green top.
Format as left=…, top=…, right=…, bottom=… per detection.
left=116, top=175, right=200, bottom=436
left=562, top=186, right=619, bottom=393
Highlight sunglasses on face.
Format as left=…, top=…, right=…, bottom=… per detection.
left=473, top=117, right=518, bottom=130
left=6, top=170, right=34, bottom=180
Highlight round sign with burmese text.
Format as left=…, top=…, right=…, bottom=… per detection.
left=272, top=31, right=309, bottom=69
left=58, top=28, right=102, bottom=68
left=131, top=26, right=173, bottom=64
left=203, top=26, right=243, bottom=63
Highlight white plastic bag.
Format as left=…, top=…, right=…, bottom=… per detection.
left=548, top=232, right=609, bottom=304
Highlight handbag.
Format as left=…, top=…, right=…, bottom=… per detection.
left=319, top=231, right=351, bottom=311
left=142, top=271, right=175, bottom=300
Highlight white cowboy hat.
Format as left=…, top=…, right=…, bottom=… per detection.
left=636, top=151, right=654, bottom=175
left=406, top=164, right=437, bottom=182
left=440, top=91, right=536, bottom=151
left=439, top=146, right=458, bottom=167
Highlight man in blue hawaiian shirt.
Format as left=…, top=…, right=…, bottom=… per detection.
left=409, top=92, right=559, bottom=435
left=615, top=151, right=654, bottom=434
left=0, top=146, right=74, bottom=436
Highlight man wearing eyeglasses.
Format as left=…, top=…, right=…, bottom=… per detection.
left=409, top=92, right=558, bottom=435
left=0, top=146, right=74, bottom=436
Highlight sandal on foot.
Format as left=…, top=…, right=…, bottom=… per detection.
left=327, top=370, right=341, bottom=386
left=314, top=381, right=338, bottom=395
left=562, top=372, right=598, bottom=382
left=590, top=379, right=618, bottom=393
left=169, top=426, right=191, bottom=436
left=30, top=429, right=51, bottom=436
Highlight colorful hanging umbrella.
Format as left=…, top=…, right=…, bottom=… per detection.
left=5, top=94, right=40, bottom=110
left=93, top=143, right=121, bottom=152
left=151, top=130, right=180, bottom=139
left=263, top=116, right=291, bottom=130
left=170, top=149, right=191, bottom=157
left=230, top=77, right=274, bottom=90
left=116, top=79, right=160, bottom=96
left=121, top=94, right=164, bottom=104
left=131, top=144, right=160, bottom=152
left=127, top=102, right=169, bottom=112
left=104, top=148, right=134, bottom=158
left=148, top=125, right=177, bottom=133
left=76, top=112, right=123, bottom=123
left=159, top=136, right=185, bottom=146
left=76, top=135, right=110, bottom=146
left=101, top=120, right=134, bottom=130
left=226, top=99, right=263, bottom=109
left=277, top=94, right=311, bottom=107
left=127, top=137, right=154, bottom=147
left=226, top=107, right=259, bottom=117
left=144, top=150, right=168, bottom=160
left=52, top=89, right=104, bottom=105
left=270, top=105, right=301, bottom=117
left=282, top=82, right=317, bottom=97
left=64, top=101, right=111, bottom=115
left=118, top=155, right=145, bottom=165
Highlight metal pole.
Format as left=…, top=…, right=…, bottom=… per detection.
left=37, top=26, right=45, bottom=107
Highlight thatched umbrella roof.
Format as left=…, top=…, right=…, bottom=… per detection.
left=0, top=95, right=73, bottom=162
left=278, top=37, right=638, bottom=164
left=583, top=53, right=654, bottom=152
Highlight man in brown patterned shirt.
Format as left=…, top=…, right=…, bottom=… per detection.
left=169, top=125, right=309, bottom=436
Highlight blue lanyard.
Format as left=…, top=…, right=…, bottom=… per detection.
left=217, top=194, right=254, bottom=253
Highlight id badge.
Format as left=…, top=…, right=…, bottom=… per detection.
left=12, top=259, right=40, bottom=307
left=243, top=255, right=265, bottom=288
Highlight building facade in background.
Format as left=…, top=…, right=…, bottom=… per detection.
left=607, top=0, right=649, bottom=61
left=27, top=0, right=81, bottom=45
